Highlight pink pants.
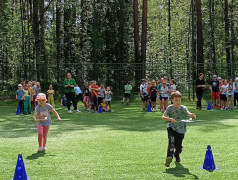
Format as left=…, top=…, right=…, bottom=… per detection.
left=38, top=124, right=49, bottom=147
left=84, top=96, right=90, bottom=109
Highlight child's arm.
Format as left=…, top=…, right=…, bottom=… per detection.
left=52, top=108, right=62, bottom=121
left=23, top=91, right=25, bottom=100
left=162, top=114, right=176, bottom=124
left=33, top=111, right=40, bottom=122
left=16, top=93, right=18, bottom=100
left=187, top=111, right=196, bottom=118
left=110, top=91, right=113, bottom=95
left=61, top=98, right=63, bottom=106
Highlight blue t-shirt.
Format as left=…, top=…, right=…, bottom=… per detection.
left=234, top=82, right=238, bottom=93
left=36, top=103, right=53, bottom=127
left=164, top=104, right=189, bottom=134
left=210, top=80, right=219, bottom=92
left=16, top=89, right=23, bottom=101
left=74, top=87, right=82, bottom=95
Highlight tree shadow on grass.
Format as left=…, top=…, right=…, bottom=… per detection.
left=0, top=100, right=238, bottom=138
left=164, top=162, right=199, bottom=179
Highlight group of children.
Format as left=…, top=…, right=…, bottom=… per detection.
left=210, top=75, right=238, bottom=110
left=140, top=77, right=177, bottom=112
left=77, top=80, right=113, bottom=113
left=16, top=80, right=42, bottom=114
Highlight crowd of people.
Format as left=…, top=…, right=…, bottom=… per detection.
left=139, top=77, right=177, bottom=112
left=196, top=73, right=238, bottom=110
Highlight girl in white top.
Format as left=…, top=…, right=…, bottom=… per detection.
left=227, top=79, right=234, bottom=110
left=160, top=82, right=169, bottom=112
left=220, top=80, right=228, bottom=110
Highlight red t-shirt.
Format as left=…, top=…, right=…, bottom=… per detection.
left=91, top=85, right=99, bottom=96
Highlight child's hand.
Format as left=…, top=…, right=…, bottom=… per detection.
left=189, top=113, right=196, bottom=119
left=170, top=118, right=176, bottom=123
left=57, top=117, right=62, bottom=121
left=34, top=118, right=39, bottom=122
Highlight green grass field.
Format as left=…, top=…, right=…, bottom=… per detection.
left=1, top=99, right=238, bottom=180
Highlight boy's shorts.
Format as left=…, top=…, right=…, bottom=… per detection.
left=220, top=94, right=227, bottom=101
left=124, top=93, right=131, bottom=98
left=91, top=96, right=98, bottom=107
left=106, top=101, right=111, bottom=105
left=227, top=94, right=234, bottom=98
left=211, top=92, right=220, bottom=99
left=141, top=96, right=148, bottom=101
left=160, top=96, right=168, bottom=101
left=151, top=96, right=156, bottom=102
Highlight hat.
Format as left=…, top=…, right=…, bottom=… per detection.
left=18, top=84, right=22, bottom=87
left=36, top=93, right=47, bottom=101
left=213, top=75, right=217, bottom=78
left=218, top=77, right=222, bottom=80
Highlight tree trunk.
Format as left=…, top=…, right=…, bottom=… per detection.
left=32, top=0, right=40, bottom=81
left=64, top=1, right=71, bottom=63
left=0, top=0, right=4, bottom=15
left=209, top=0, right=216, bottom=73
left=118, top=0, right=125, bottom=63
left=231, top=0, right=235, bottom=77
left=195, top=0, right=204, bottom=74
left=224, top=0, right=231, bottom=77
left=56, top=0, right=64, bottom=88
left=168, top=0, right=172, bottom=78
left=141, top=0, right=147, bottom=78
left=133, top=0, right=141, bottom=87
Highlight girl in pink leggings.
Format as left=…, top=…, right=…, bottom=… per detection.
left=33, top=93, right=62, bottom=152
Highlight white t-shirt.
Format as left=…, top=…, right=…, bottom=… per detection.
left=140, top=84, right=148, bottom=96
left=161, top=86, right=169, bottom=97
left=221, top=84, right=228, bottom=95
left=170, top=84, right=176, bottom=91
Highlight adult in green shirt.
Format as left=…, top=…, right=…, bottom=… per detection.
left=122, top=81, right=133, bottom=105
left=64, top=72, right=80, bottom=113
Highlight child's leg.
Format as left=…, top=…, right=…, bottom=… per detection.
left=38, top=124, right=44, bottom=147
left=65, top=93, right=71, bottom=110
left=231, top=98, right=234, bottom=108
left=43, top=126, right=49, bottom=147
left=167, top=128, right=175, bottom=158
left=165, top=100, right=168, bottom=110
left=174, top=132, right=185, bottom=158
left=28, top=97, right=32, bottom=113
left=162, top=99, right=165, bottom=111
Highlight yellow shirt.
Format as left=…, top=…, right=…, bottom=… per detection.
left=102, top=102, right=106, bottom=108
left=29, top=87, right=33, bottom=95
left=47, top=90, right=55, bottom=96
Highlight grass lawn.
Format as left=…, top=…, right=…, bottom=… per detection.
left=0, top=99, right=238, bottom=180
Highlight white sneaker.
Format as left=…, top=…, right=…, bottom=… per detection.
left=154, top=109, right=157, bottom=112
left=234, top=106, right=236, bottom=109
left=43, top=147, right=47, bottom=151
left=68, top=110, right=72, bottom=113
left=75, top=109, right=81, bottom=113
left=38, top=147, right=43, bottom=152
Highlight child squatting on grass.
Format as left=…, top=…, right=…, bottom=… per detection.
left=162, top=91, right=196, bottom=167
left=33, top=93, right=62, bottom=152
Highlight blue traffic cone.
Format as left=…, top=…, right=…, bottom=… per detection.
left=207, top=102, right=212, bottom=111
left=16, top=105, right=21, bottom=115
left=98, top=104, right=104, bottom=113
left=12, top=154, right=30, bottom=180
left=202, top=145, right=216, bottom=171
left=147, top=102, right=152, bottom=112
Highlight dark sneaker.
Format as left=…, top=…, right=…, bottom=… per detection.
left=175, top=155, right=181, bottom=162
left=165, top=157, right=173, bottom=167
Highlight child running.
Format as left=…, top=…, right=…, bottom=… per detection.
left=160, top=82, right=169, bottom=112
left=33, top=93, right=61, bottom=152
left=47, top=84, right=55, bottom=108
left=162, top=91, right=196, bottom=167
